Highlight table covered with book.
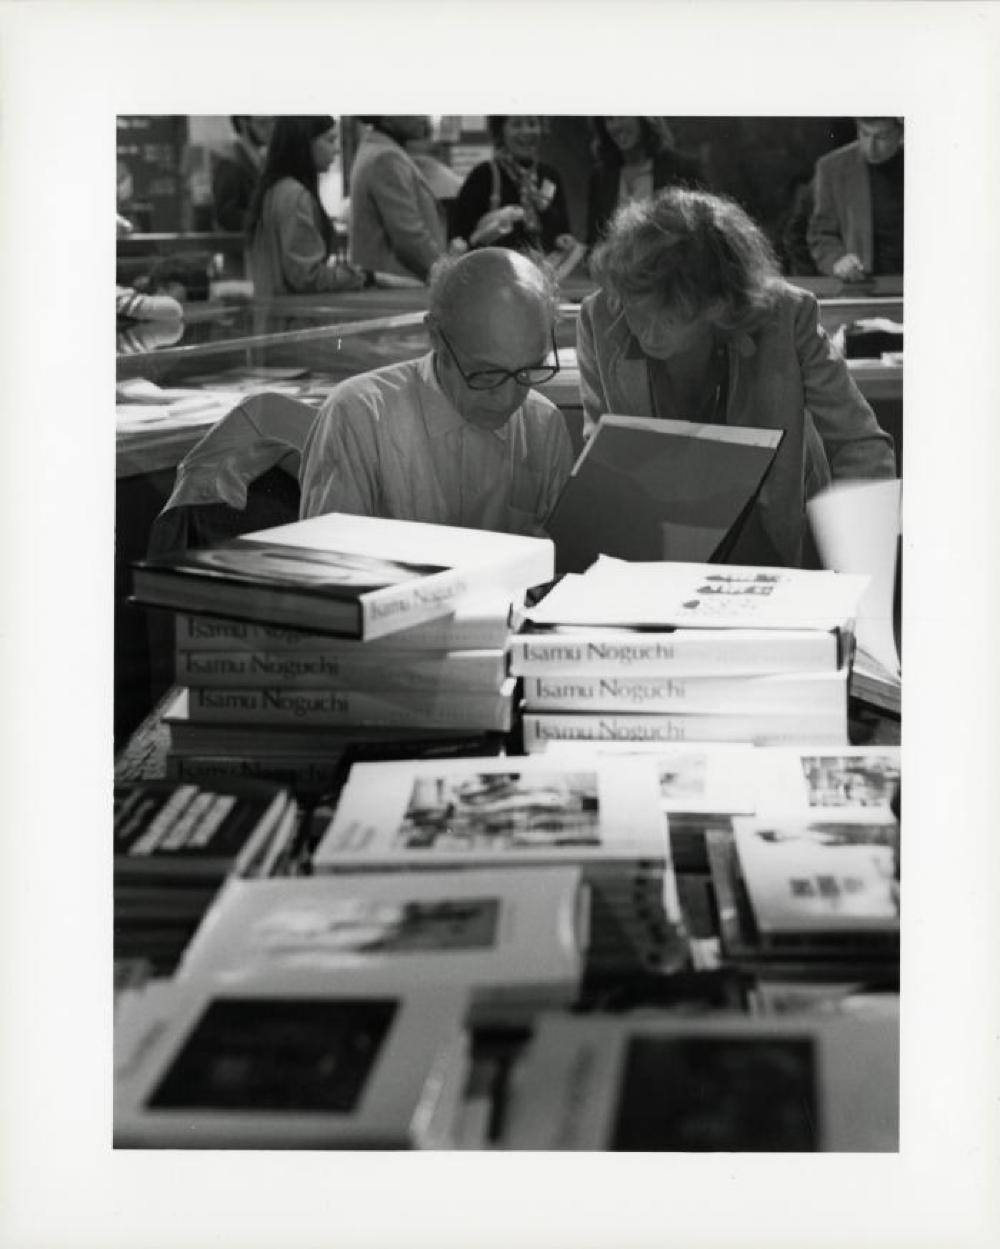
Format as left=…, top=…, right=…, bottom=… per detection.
left=115, top=484, right=902, bottom=1152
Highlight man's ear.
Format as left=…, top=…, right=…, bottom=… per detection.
left=424, top=312, right=441, bottom=350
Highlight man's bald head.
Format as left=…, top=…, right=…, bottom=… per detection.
left=425, top=248, right=561, bottom=432
left=428, top=247, right=559, bottom=341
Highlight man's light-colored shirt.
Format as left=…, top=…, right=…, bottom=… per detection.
left=298, top=352, right=573, bottom=537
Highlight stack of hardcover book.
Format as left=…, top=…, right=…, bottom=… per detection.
left=113, top=778, right=299, bottom=973
left=515, top=558, right=870, bottom=750
left=131, top=513, right=555, bottom=793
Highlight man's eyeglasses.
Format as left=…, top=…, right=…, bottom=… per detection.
left=437, top=326, right=561, bottom=391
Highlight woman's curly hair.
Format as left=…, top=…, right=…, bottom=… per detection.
left=590, top=187, right=782, bottom=336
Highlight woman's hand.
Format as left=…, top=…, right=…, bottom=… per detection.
left=832, top=252, right=867, bottom=282
left=327, top=257, right=367, bottom=291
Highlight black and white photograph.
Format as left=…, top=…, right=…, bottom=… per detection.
left=799, top=751, right=902, bottom=808
left=228, top=896, right=502, bottom=957
left=400, top=769, right=600, bottom=846
left=4, top=2, right=1000, bottom=1248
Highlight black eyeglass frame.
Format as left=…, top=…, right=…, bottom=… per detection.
left=436, top=325, right=561, bottom=391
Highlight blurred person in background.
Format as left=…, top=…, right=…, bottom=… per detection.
left=779, top=173, right=819, bottom=276
left=348, top=117, right=446, bottom=285
left=450, top=116, right=577, bottom=261
left=402, top=118, right=464, bottom=241
left=808, top=118, right=904, bottom=281
left=586, top=116, right=703, bottom=248
left=213, top=115, right=273, bottom=232
left=246, top=115, right=364, bottom=296
left=578, top=187, right=896, bottom=567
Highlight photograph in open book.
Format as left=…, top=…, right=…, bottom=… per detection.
left=209, top=895, right=503, bottom=958
left=399, top=770, right=600, bottom=849
left=749, top=746, right=901, bottom=819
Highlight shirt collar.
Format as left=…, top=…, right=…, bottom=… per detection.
left=418, top=352, right=514, bottom=444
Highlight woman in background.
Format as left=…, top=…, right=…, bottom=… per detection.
left=578, top=188, right=896, bottom=568
left=586, top=116, right=703, bottom=248
left=246, top=115, right=363, bottom=296
left=450, top=116, right=576, bottom=258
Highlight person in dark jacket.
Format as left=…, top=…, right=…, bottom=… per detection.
left=585, top=116, right=703, bottom=248
left=808, top=118, right=904, bottom=281
left=212, top=116, right=272, bottom=232
left=450, top=116, right=575, bottom=257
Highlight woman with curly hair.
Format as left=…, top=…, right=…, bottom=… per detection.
left=585, top=116, right=704, bottom=248
left=246, top=115, right=363, bottom=296
left=578, top=187, right=896, bottom=567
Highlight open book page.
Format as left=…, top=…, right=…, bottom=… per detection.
left=807, top=479, right=901, bottom=676
left=527, top=561, right=869, bottom=632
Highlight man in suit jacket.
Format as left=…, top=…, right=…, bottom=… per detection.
left=348, top=118, right=446, bottom=283
left=808, top=119, right=904, bottom=281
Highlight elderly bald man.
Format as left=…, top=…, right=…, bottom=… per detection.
left=298, top=247, right=573, bottom=536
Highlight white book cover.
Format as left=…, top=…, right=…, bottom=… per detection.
left=312, top=755, right=668, bottom=871
left=177, top=868, right=587, bottom=1010
left=732, top=815, right=899, bottom=936
left=500, top=1011, right=898, bottom=1151
left=113, top=977, right=470, bottom=1149
left=509, top=626, right=838, bottom=677
left=526, top=561, right=868, bottom=633
left=750, top=746, right=900, bottom=821
left=534, top=743, right=758, bottom=814
left=523, top=711, right=848, bottom=751
left=522, top=667, right=848, bottom=715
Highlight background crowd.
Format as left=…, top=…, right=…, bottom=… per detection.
left=116, top=114, right=904, bottom=300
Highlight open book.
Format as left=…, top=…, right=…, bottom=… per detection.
left=545, top=414, right=784, bottom=574
left=808, top=479, right=901, bottom=714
